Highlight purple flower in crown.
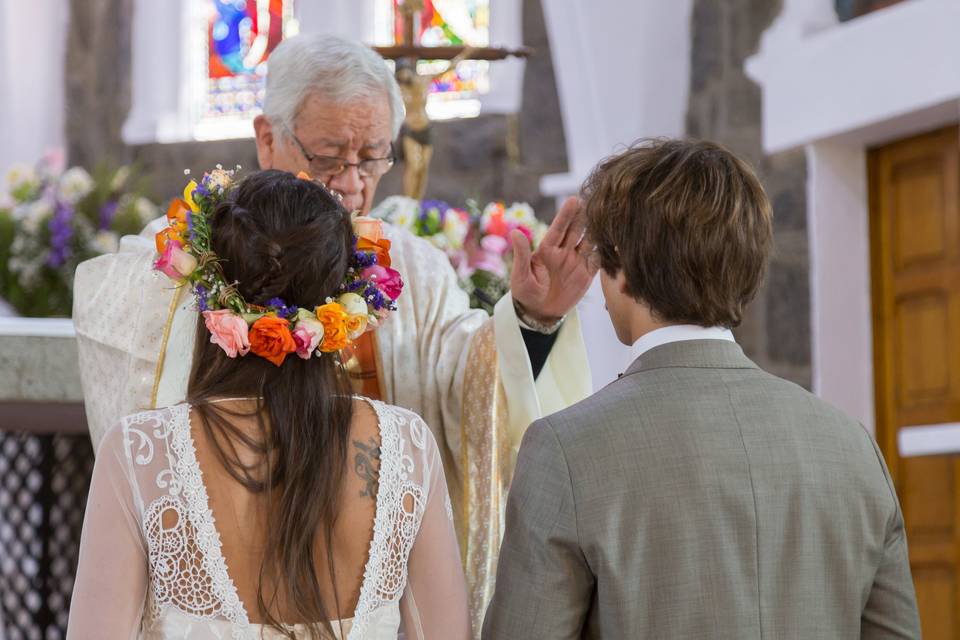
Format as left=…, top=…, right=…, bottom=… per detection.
left=353, top=250, right=378, bottom=270
left=195, top=284, right=210, bottom=313
left=47, top=201, right=74, bottom=268
left=267, top=297, right=297, bottom=319
left=346, top=279, right=368, bottom=298
left=98, top=200, right=119, bottom=231
left=363, top=284, right=389, bottom=311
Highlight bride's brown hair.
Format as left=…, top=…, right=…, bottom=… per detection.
left=187, top=169, right=355, bottom=638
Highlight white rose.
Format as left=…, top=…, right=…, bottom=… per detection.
left=337, top=292, right=369, bottom=317
left=57, top=167, right=95, bottom=204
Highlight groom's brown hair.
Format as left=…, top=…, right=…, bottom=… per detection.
left=582, top=138, right=773, bottom=328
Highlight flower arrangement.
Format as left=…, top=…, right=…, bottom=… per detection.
left=371, top=196, right=546, bottom=314
left=154, top=168, right=403, bottom=367
left=0, top=153, right=158, bottom=317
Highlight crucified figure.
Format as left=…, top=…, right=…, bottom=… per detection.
left=395, top=46, right=475, bottom=200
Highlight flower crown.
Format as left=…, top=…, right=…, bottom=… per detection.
left=153, top=167, right=403, bottom=367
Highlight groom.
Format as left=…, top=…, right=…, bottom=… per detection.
left=483, top=139, right=920, bottom=638
left=73, top=33, right=594, bottom=623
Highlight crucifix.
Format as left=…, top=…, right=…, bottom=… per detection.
left=373, top=0, right=531, bottom=200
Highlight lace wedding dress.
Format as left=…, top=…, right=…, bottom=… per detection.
left=67, top=399, right=470, bottom=639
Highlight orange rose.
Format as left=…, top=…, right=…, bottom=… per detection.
left=155, top=226, right=183, bottom=254
left=167, top=198, right=190, bottom=224
left=248, top=316, right=297, bottom=366
left=315, top=302, right=349, bottom=352
left=352, top=216, right=383, bottom=243
left=165, top=197, right=190, bottom=239
left=357, top=236, right=392, bottom=268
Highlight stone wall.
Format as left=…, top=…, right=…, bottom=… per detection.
left=686, top=0, right=812, bottom=387
left=65, top=0, right=567, bottom=220
left=65, top=0, right=133, bottom=170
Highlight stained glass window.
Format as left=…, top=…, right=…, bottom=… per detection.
left=193, top=0, right=297, bottom=139
left=374, top=0, right=491, bottom=120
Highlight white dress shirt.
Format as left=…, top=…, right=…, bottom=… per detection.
left=630, top=324, right=736, bottom=361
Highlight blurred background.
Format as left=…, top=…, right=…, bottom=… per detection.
left=1, top=0, right=958, bottom=637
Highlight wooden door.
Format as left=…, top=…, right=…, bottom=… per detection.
left=870, top=125, right=960, bottom=639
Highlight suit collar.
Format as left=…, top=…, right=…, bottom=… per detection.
left=622, top=339, right=759, bottom=377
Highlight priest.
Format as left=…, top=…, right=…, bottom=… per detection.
left=73, top=34, right=593, bottom=625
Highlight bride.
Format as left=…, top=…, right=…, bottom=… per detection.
left=67, top=169, right=470, bottom=639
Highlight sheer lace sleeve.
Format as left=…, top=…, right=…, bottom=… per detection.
left=67, top=422, right=148, bottom=639
left=399, top=411, right=472, bottom=640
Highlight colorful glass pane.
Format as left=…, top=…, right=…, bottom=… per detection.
left=204, top=0, right=294, bottom=120
left=389, top=0, right=490, bottom=102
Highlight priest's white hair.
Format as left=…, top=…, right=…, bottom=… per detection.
left=264, top=34, right=405, bottom=138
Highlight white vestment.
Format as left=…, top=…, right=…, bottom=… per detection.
left=73, top=216, right=591, bottom=630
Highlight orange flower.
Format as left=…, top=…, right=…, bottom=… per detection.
left=167, top=198, right=190, bottom=224
left=248, top=316, right=297, bottom=366
left=315, top=302, right=350, bottom=352
left=166, top=198, right=190, bottom=237
left=357, top=236, right=392, bottom=268
left=352, top=216, right=383, bottom=243
left=155, top=226, right=182, bottom=254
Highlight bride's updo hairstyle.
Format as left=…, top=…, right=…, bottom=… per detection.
left=187, top=169, right=355, bottom=638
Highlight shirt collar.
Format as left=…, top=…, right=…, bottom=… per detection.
left=631, top=324, right=736, bottom=360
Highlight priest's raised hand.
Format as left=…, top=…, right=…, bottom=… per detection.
left=510, top=195, right=598, bottom=323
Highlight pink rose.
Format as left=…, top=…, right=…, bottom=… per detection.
left=480, top=234, right=510, bottom=255
left=292, top=318, right=323, bottom=360
left=202, top=310, right=250, bottom=358
left=361, top=265, right=404, bottom=301
left=472, top=235, right=509, bottom=278
left=154, top=240, right=197, bottom=282
left=352, top=216, right=384, bottom=243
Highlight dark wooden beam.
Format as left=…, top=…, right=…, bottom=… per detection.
left=372, top=45, right=533, bottom=61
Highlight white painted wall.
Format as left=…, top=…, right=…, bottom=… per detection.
left=0, top=1, right=68, bottom=183
left=748, top=0, right=960, bottom=433
left=542, top=0, right=694, bottom=390
left=540, top=0, right=693, bottom=197
left=747, top=0, right=960, bottom=154
left=806, top=142, right=875, bottom=432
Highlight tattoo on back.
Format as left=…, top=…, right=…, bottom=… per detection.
left=353, top=437, right=381, bottom=498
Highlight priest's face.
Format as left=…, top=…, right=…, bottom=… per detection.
left=253, top=93, right=394, bottom=215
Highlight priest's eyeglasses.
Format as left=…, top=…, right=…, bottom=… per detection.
left=285, top=127, right=395, bottom=179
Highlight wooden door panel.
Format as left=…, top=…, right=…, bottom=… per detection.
left=895, top=292, right=951, bottom=406
left=892, top=157, right=948, bottom=269
left=870, top=124, right=960, bottom=638
left=901, top=455, right=955, bottom=539
left=912, top=565, right=955, bottom=640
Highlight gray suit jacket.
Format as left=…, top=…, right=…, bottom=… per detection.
left=483, top=340, right=920, bottom=639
